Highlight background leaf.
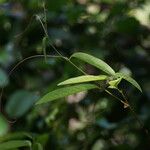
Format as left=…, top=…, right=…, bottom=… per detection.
left=32, top=142, right=43, bottom=150
left=0, top=140, right=32, bottom=150
left=0, top=69, right=9, bottom=87
left=58, top=75, right=107, bottom=86
left=0, top=114, right=9, bottom=137
left=70, top=52, right=115, bottom=75
left=5, top=90, right=39, bottom=118
left=36, top=84, right=97, bottom=105
left=0, top=132, right=32, bottom=143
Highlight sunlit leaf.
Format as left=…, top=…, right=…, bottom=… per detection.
left=36, top=84, right=97, bottom=105
left=58, top=75, right=107, bottom=86
left=70, top=52, right=115, bottom=75
left=0, top=140, right=32, bottom=150
left=115, top=72, right=142, bottom=92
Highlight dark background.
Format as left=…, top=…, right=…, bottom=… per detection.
left=0, top=0, right=150, bottom=149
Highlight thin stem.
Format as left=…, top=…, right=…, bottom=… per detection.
left=36, top=15, right=64, bottom=57
left=36, top=12, right=88, bottom=76
left=35, top=15, right=48, bottom=37
left=0, top=55, right=62, bottom=120
left=14, top=15, right=35, bottom=38
left=43, top=1, right=48, bottom=34
left=67, top=58, right=87, bottom=75
left=8, top=55, right=62, bottom=77
left=105, top=90, right=129, bottom=108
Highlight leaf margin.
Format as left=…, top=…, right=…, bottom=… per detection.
left=70, top=52, right=115, bottom=75
left=115, top=72, right=142, bottom=92
left=36, top=83, right=98, bottom=105
left=58, top=75, right=108, bottom=86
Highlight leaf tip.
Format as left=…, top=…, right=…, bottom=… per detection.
left=35, top=100, right=41, bottom=105
left=57, top=83, right=62, bottom=86
left=139, top=87, right=143, bottom=93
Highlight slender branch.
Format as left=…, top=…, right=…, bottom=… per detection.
left=43, top=1, right=48, bottom=34
left=105, top=90, right=129, bottom=108
left=0, top=55, right=62, bottom=121
left=8, top=55, right=62, bottom=77
left=14, top=15, right=35, bottom=38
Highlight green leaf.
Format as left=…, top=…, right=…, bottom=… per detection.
left=0, top=132, right=33, bottom=143
left=108, top=77, right=122, bottom=89
left=5, top=90, right=39, bottom=118
left=58, top=75, right=108, bottom=86
left=115, top=72, right=142, bottom=92
left=0, top=140, right=32, bottom=150
left=0, top=114, right=9, bottom=137
left=70, top=52, right=115, bottom=75
left=32, top=142, right=43, bottom=150
left=36, top=84, right=97, bottom=105
left=0, top=69, right=9, bottom=87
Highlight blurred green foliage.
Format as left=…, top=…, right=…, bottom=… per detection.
left=0, top=0, right=150, bottom=149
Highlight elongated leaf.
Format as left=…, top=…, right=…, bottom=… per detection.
left=70, top=52, right=115, bottom=75
left=115, top=72, right=142, bottom=92
left=0, top=132, right=33, bottom=143
left=0, top=140, right=31, bottom=150
left=58, top=75, right=108, bottom=86
left=36, top=84, right=97, bottom=105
